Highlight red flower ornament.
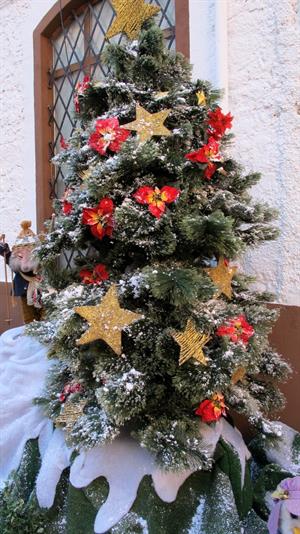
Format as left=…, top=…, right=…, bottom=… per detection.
left=80, top=263, right=109, bottom=285
left=208, top=107, right=233, bottom=140
left=63, top=200, right=73, bottom=215
left=133, top=185, right=180, bottom=218
left=59, top=382, right=83, bottom=403
left=185, top=137, right=220, bottom=180
left=61, top=189, right=73, bottom=215
left=74, top=75, right=91, bottom=113
left=88, top=117, right=130, bottom=156
left=60, top=135, right=69, bottom=150
left=195, top=393, right=227, bottom=423
left=82, top=198, right=114, bottom=240
left=216, top=314, right=254, bottom=345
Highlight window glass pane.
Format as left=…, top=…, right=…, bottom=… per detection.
left=53, top=13, right=85, bottom=69
left=49, top=0, right=175, bottom=266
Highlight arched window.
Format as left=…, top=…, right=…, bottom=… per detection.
left=34, top=0, right=190, bottom=231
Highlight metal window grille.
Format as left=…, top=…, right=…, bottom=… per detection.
left=48, top=0, right=175, bottom=270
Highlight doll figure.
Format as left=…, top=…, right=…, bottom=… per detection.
left=0, top=221, right=42, bottom=324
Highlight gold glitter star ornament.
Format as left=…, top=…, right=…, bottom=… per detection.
left=74, top=285, right=143, bottom=355
left=204, top=257, right=237, bottom=299
left=122, top=103, right=172, bottom=143
left=106, top=0, right=160, bottom=40
left=171, top=319, right=210, bottom=366
left=231, top=367, right=247, bottom=385
left=196, top=90, right=206, bottom=106
left=55, top=400, right=86, bottom=433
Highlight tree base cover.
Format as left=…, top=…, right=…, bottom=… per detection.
left=1, top=327, right=299, bottom=533
left=1, top=439, right=264, bottom=534
left=0, top=327, right=253, bottom=533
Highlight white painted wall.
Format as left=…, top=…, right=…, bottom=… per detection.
left=0, top=0, right=56, bottom=281
left=0, top=0, right=299, bottom=305
left=190, top=0, right=299, bottom=305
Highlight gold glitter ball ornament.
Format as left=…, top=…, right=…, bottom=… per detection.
left=196, top=90, right=206, bottom=106
left=171, top=318, right=210, bottom=366
left=55, top=399, right=86, bottom=433
left=204, top=257, right=237, bottom=300
left=74, top=284, right=143, bottom=355
left=106, top=0, right=160, bottom=40
left=122, top=103, right=172, bottom=143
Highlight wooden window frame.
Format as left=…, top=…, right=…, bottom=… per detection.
left=33, top=0, right=190, bottom=231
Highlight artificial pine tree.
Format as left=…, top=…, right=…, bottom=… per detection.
left=1, top=8, right=299, bottom=534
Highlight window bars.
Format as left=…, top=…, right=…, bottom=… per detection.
left=48, top=0, right=175, bottom=270
left=48, top=0, right=175, bottom=201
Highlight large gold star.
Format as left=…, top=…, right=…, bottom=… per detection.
left=122, top=103, right=172, bottom=143
left=204, top=257, right=237, bottom=300
left=56, top=400, right=86, bottom=433
left=171, top=319, right=210, bottom=366
left=74, top=285, right=143, bottom=355
left=106, top=0, right=160, bottom=40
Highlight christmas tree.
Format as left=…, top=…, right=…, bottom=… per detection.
left=1, top=6, right=299, bottom=534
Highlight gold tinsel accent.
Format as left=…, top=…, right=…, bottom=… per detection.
left=204, top=257, right=237, bottom=300
left=78, top=169, right=92, bottom=181
left=55, top=400, right=86, bottom=433
left=231, top=367, right=247, bottom=385
left=106, top=0, right=160, bottom=40
left=196, top=90, right=206, bottom=106
left=171, top=318, right=210, bottom=366
left=74, top=284, right=143, bottom=355
left=154, top=91, right=169, bottom=100
left=122, top=103, right=172, bottom=143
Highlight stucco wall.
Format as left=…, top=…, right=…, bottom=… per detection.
left=0, top=0, right=299, bottom=305
left=0, top=0, right=55, bottom=280
left=227, top=0, right=300, bottom=305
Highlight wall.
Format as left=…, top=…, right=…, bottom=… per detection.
left=189, top=0, right=300, bottom=306
left=227, top=0, right=300, bottom=306
left=0, top=0, right=299, bottom=306
left=0, top=0, right=55, bottom=281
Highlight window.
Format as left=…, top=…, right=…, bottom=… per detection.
left=34, top=0, right=189, bottom=230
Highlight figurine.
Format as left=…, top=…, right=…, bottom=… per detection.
left=0, top=221, right=42, bottom=324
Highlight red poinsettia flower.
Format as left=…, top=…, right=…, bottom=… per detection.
left=88, top=117, right=130, bottom=156
left=185, top=137, right=220, bottom=164
left=80, top=263, right=109, bottom=285
left=61, top=189, right=73, bottom=215
left=185, top=137, right=220, bottom=180
left=207, top=107, right=233, bottom=139
left=82, top=198, right=114, bottom=240
left=59, top=382, right=83, bottom=403
left=60, top=135, right=69, bottom=150
left=216, top=314, right=255, bottom=345
left=203, top=163, right=217, bottom=180
left=63, top=200, right=73, bottom=215
left=74, top=75, right=91, bottom=113
left=195, top=393, right=227, bottom=423
left=133, top=185, right=180, bottom=218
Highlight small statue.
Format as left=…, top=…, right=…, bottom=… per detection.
left=0, top=221, right=42, bottom=324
